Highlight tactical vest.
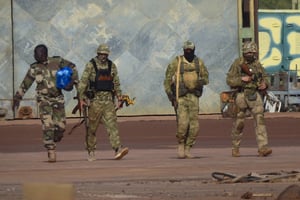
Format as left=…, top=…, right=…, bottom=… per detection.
left=178, top=56, right=203, bottom=97
left=90, top=59, right=114, bottom=91
left=180, top=57, right=200, bottom=89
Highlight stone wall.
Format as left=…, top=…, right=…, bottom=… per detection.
left=0, top=0, right=238, bottom=119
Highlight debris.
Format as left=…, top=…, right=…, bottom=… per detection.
left=212, top=170, right=300, bottom=183
left=241, top=191, right=273, bottom=199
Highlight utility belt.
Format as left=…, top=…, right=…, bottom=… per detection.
left=85, top=90, right=113, bottom=101
left=238, top=87, right=257, bottom=101
left=94, top=95, right=113, bottom=101
left=178, top=82, right=203, bottom=97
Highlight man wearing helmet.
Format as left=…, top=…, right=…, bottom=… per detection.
left=164, top=40, right=209, bottom=159
left=12, top=44, right=79, bottom=162
left=78, top=43, right=129, bottom=161
left=226, top=41, right=272, bottom=157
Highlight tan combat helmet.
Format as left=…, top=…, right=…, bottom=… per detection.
left=183, top=40, right=195, bottom=50
left=242, top=41, right=257, bottom=53
left=97, top=44, right=110, bottom=54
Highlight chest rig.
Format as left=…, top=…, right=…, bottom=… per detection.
left=177, top=56, right=203, bottom=97
left=90, top=58, right=114, bottom=91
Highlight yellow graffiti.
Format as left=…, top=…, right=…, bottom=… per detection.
left=259, top=17, right=282, bottom=44
left=287, top=32, right=300, bottom=55
left=258, top=31, right=271, bottom=60
left=260, top=48, right=282, bottom=68
left=286, top=15, right=300, bottom=26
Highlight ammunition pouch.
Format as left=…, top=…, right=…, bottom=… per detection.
left=244, top=89, right=257, bottom=101
left=194, top=86, right=203, bottom=97
left=174, top=82, right=203, bottom=98
left=171, top=76, right=204, bottom=99
left=178, top=82, right=189, bottom=97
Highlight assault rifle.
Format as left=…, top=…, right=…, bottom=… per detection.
left=116, top=95, right=136, bottom=111
left=240, top=63, right=259, bottom=83
left=240, top=63, right=267, bottom=96
left=68, top=94, right=135, bottom=135
left=68, top=95, right=88, bottom=135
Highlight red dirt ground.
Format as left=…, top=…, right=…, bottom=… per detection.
left=0, top=113, right=300, bottom=200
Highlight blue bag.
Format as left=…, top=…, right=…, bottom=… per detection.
left=56, top=66, right=73, bottom=91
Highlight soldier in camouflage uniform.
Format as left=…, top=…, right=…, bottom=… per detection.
left=226, top=41, right=272, bottom=157
left=78, top=43, right=129, bottom=161
left=164, top=40, right=209, bottom=159
left=12, top=44, right=79, bottom=162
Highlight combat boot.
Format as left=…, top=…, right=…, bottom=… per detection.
left=258, top=147, right=272, bottom=157
left=115, top=147, right=129, bottom=160
left=87, top=151, right=96, bottom=162
left=232, top=148, right=240, bottom=157
left=177, top=144, right=185, bottom=159
left=184, top=146, right=195, bottom=159
left=47, top=149, right=56, bottom=163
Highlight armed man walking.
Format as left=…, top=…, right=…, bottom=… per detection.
left=77, top=43, right=129, bottom=161
left=164, top=40, right=209, bottom=159
left=12, top=44, right=79, bottom=162
left=226, top=41, right=272, bottom=157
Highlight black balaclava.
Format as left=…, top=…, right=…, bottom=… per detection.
left=243, top=52, right=256, bottom=64
left=183, top=48, right=195, bottom=63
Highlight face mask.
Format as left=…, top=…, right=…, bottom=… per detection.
left=243, top=52, right=256, bottom=63
left=184, top=49, right=195, bottom=62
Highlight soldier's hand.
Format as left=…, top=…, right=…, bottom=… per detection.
left=80, top=99, right=87, bottom=111
left=116, top=96, right=123, bottom=110
left=241, top=75, right=252, bottom=83
left=258, top=81, right=267, bottom=90
left=12, top=92, right=22, bottom=110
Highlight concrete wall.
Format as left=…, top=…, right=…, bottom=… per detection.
left=0, top=0, right=238, bottom=119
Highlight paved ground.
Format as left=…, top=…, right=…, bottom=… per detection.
left=0, top=113, right=300, bottom=200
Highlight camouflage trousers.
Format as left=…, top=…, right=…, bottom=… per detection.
left=231, top=92, right=269, bottom=150
left=86, top=99, right=121, bottom=153
left=38, top=97, right=66, bottom=150
left=176, top=93, right=199, bottom=147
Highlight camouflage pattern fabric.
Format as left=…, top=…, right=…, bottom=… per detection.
left=16, top=56, right=79, bottom=150
left=86, top=98, right=121, bottom=152
left=226, top=57, right=270, bottom=150
left=242, top=41, right=257, bottom=53
left=78, top=57, right=123, bottom=153
left=164, top=55, right=209, bottom=98
left=78, top=57, right=122, bottom=100
left=164, top=55, right=209, bottom=148
left=39, top=97, right=66, bottom=150
left=176, top=93, right=199, bottom=147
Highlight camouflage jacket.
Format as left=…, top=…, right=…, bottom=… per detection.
left=164, top=55, right=209, bottom=97
left=226, top=57, right=269, bottom=91
left=78, top=57, right=122, bottom=100
left=17, top=56, right=79, bottom=101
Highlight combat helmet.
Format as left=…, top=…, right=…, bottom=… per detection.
left=242, top=41, right=257, bottom=53
left=183, top=40, right=195, bottom=50
left=97, top=44, right=110, bottom=54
